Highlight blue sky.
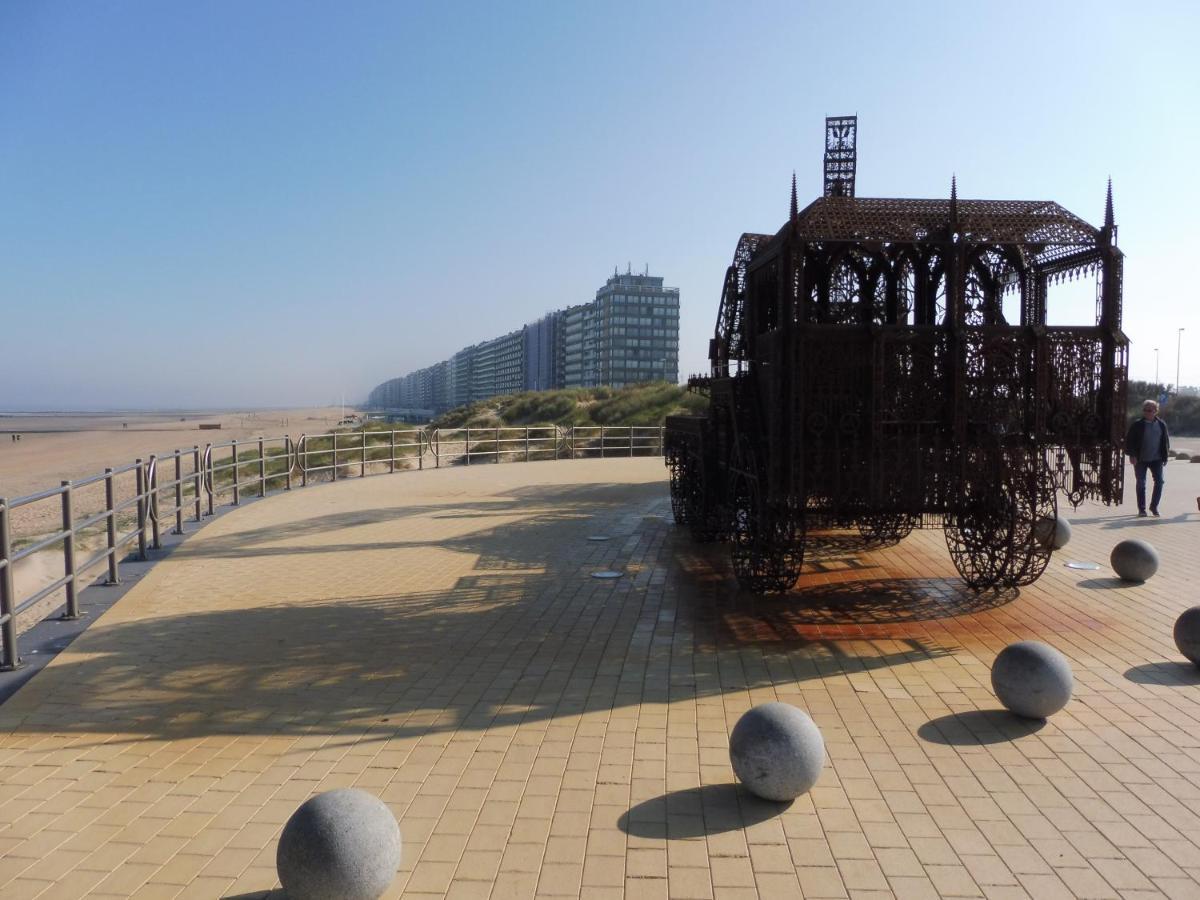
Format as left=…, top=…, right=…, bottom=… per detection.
left=2, top=1, right=1198, bottom=409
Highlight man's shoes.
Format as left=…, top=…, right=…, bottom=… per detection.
left=1138, top=510, right=1148, bottom=517
left=1151, top=508, right=1160, bottom=517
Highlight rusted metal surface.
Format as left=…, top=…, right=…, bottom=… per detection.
left=667, top=118, right=1127, bottom=594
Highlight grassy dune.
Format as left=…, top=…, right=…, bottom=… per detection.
left=429, top=382, right=708, bottom=429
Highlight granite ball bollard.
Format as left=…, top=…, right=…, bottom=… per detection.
left=729, top=702, right=825, bottom=801
left=1110, top=539, right=1160, bottom=582
left=991, top=641, right=1073, bottom=719
left=1175, top=606, right=1200, bottom=667
left=1034, top=514, right=1072, bottom=550
left=277, top=789, right=401, bottom=900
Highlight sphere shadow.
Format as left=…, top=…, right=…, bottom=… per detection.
left=1074, top=577, right=1133, bottom=589
left=1123, top=662, right=1200, bottom=686
left=618, top=783, right=788, bottom=839
left=918, top=709, right=1046, bottom=745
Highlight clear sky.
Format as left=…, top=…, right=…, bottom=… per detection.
left=2, top=1, right=1198, bottom=410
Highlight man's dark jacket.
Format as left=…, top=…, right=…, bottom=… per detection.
left=1124, top=417, right=1170, bottom=462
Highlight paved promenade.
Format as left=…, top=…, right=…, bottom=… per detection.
left=1, top=457, right=1199, bottom=899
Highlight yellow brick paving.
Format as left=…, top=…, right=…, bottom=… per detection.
left=1, top=457, right=1199, bottom=899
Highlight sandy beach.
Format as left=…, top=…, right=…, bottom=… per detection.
left=1, top=406, right=346, bottom=515
left=1, top=407, right=352, bottom=629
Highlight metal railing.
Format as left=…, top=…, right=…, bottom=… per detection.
left=0, top=425, right=664, bottom=670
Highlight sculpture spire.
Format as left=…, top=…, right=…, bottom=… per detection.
left=949, top=174, right=959, bottom=231
left=1103, top=177, right=1114, bottom=231
left=790, top=171, right=798, bottom=223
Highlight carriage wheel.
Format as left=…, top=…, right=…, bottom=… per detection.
left=667, top=444, right=691, bottom=527
left=945, top=449, right=1054, bottom=590
left=944, top=452, right=1018, bottom=590
left=729, top=440, right=805, bottom=593
left=686, top=474, right=724, bottom=544
left=857, top=512, right=917, bottom=545
left=997, top=452, right=1056, bottom=587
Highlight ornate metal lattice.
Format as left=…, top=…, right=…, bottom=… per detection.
left=823, top=115, right=857, bottom=198
left=668, top=117, right=1127, bottom=595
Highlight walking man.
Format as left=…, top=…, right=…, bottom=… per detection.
left=1125, top=399, right=1170, bottom=517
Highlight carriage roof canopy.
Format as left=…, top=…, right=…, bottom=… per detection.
left=790, top=196, right=1101, bottom=249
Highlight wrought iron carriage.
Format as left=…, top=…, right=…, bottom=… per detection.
left=666, top=117, right=1127, bottom=593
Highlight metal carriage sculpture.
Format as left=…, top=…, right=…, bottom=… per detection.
left=666, top=117, right=1128, bottom=593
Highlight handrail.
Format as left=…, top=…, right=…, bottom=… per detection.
left=0, top=424, right=665, bottom=670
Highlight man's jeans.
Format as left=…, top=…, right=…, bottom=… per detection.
left=1134, top=460, right=1165, bottom=513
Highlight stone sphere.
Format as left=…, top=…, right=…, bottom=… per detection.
left=277, top=789, right=401, bottom=900
left=729, top=702, right=825, bottom=801
left=1110, top=539, right=1160, bottom=582
left=1034, top=515, right=1072, bottom=550
left=991, top=641, right=1073, bottom=719
left=1174, top=606, right=1200, bottom=667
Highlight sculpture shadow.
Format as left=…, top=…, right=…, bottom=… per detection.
left=735, top=578, right=1016, bottom=628
left=1123, top=662, right=1200, bottom=686
left=618, top=784, right=787, bottom=839
left=918, top=709, right=1046, bottom=745
left=223, top=892, right=283, bottom=900
left=1, top=477, right=959, bottom=743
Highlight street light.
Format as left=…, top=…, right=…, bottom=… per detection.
left=1177, top=328, right=1185, bottom=399
left=1154, top=348, right=1159, bottom=386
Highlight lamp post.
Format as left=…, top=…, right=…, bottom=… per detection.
left=1154, top=348, right=1159, bottom=386
left=1177, top=328, right=1185, bottom=400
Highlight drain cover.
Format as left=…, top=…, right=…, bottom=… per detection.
left=587, top=536, right=611, bottom=542
left=591, top=570, right=623, bottom=579
left=1065, top=561, right=1102, bottom=570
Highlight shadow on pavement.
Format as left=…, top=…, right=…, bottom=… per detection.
left=0, top=481, right=972, bottom=742
left=618, top=783, right=787, bottom=838
left=1074, top=577, right=1135, bottom=589
left=918, top=709, right=1046, bottom=745
left=1124, top=662, right=1200, bottom=686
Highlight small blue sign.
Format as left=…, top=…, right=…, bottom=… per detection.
left=1160, top=391, right=1170, bottom=405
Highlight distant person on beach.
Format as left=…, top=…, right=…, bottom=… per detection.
left=1125, top=399, right=1170, bottom=517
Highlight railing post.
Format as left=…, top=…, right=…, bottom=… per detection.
left=60, top=480, right=80, bottom=620
left=301, top=436, right=309, bottom=488
left=630, top=427, right=634, bottom=456
left=361, top=430, right=367, bottom=477
left=135, top=459, right=148, bottom=560
left=104, top=468, right=119, bottom=585
left=525, top=427, right=530, bottom=462
left=495, top=426, right=500, bottom=464
left=285, top=437, right=293, bottom=491
left=601, top=426, right=606, bottom=458
left=258, top=437, right=266, bottom=497
left=333, top=433, right=338, bottom=481
left=659, top=426, right=664, bottom=456
left=204, top=444, right=215, bottom=516
left=174, top=451, right=184, bottom=534
left=193, top=446, right=202, bottom=520
left=389, top=430, right=396, bottom=474
left=232, top=440, right=240, bottom=505
left=0, top=498, right=19, bottom=671
left=434, top=430, right=440, bottom=469
left=149, top=456, right=161, bottom=550
left=466, top=428, right=471, bottom=466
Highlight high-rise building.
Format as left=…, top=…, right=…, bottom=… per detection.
left=523, top=313, right=560, bottom=393
left=368, top=268, right=680, bottom=413
left=591, top=269, right=679, bottom=388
